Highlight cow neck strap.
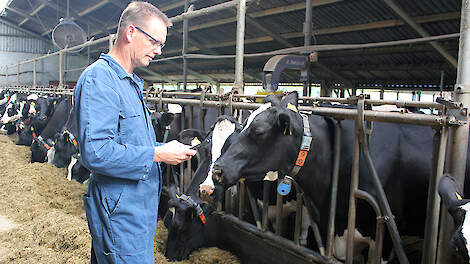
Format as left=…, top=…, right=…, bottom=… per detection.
left=289, top=113, right=312, bottom=177
left=63, top=130, right=78, bottom=147
left=176, top=193, right=207, bottom=224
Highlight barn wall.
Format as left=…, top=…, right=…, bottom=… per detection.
left=0, top=20, right=90, bottom=87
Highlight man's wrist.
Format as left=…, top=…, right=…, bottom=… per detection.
left=154, top=147, right=161, bottom=162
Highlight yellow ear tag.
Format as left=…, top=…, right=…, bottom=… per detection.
left=456, top=192, right=463, bottom=200
left=283, top=126, right=291, bottom=136
left=191, top=137, right=201, bottom=147
left=30, top=102, right=35, bottom=106
left=53, top=101, right=56, bottom=105
left=21, top=101, right=25, bottom=104
left=287, top=103, right=298, bottom=112
left=30, top=127, right=34, bottom=131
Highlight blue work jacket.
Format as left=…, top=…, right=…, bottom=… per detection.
left=74, top=54, right=163, bottom=264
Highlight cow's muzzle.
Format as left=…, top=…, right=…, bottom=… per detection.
left=212, top=166, right=223, bottom=183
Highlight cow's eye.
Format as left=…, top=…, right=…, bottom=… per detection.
left=254, top=130, right=264, bottom=137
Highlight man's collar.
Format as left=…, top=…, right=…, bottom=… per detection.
left=99, top=53, right=144, bottom=86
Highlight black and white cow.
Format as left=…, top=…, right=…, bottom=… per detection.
left=17, top=96, right=55, bottom=146
left=439, top=174, right=470, bottom=264
left=212, top=91, right=445, bottom=261
left=67, top=154, right=91, bottom=183
left=164, top=115, right=241, bottom=261
left=30, top=98, right=71, bottom=163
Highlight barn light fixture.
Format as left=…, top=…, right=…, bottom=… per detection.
left=0, top=0, right=13, bottom=16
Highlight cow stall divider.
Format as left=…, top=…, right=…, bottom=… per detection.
left=1, top=86, right=464, bottom=264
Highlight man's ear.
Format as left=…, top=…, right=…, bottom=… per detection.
left=125, top=25, right=136, bottom=43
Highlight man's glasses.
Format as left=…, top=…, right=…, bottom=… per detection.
left=135, top=26, right=165, bottom=49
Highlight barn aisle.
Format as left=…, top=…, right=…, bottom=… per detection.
left=0, top=134, right=239, bottom=264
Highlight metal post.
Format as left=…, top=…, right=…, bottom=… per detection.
left=275, top=178, right=283, bottom=236
left=345, top=119, right=360, bottom=264
left=59, top=52, right=63, bottom=88
left=422, top=127, right=448, bottom=264
left=438, top=1, right=470, bottom=262
left=33, top=59, right=37, bottom=88
left=262, top=181, right=271, bottom=231
left=294, top=191, right=303, bottom=245
left=183, top=0, right=189, bottom=91
left=303, top=0, right=312, bottom=96
left=5, top=66, right=8, bottom=86
left=234, top=0, right=246, bottom=94
left=109, top=34, right=114, bottom=51
left=17, top=63, right=20, bottom=87
left=239, top=179, right=246, bottom=221
left=440, top=71, right=445, bottom=97
left=326, top=121, right=342, bottom=257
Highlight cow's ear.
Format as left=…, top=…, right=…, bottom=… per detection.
left=277, top=111, right=293, bottom=136
left=263, top=94, right=281, bottom=106
left=281, top=91, right=299, bottom=109
left=163, top=208, right=174, bottom=228
left=439, top=174, right=467, bottom=214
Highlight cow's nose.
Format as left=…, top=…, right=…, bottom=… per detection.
left=212, top=166, right=223, bottom=183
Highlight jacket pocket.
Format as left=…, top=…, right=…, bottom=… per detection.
left=118, top=111, right=141, bottom=138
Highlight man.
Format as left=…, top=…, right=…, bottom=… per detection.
left=74, top=2, right=196, bottom=263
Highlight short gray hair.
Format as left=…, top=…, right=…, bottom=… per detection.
left=117, top=1, right=172, bottom=38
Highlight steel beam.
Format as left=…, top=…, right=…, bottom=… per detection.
left=36, top=0, right=105, bottom=36
left=18, top=2, right=46, bottom=26
left=163, top=11, right=459, bottom=55
left=382, top=0, right=457, bottom=68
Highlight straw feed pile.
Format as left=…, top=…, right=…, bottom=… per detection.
left=0, top=134, right=239, bottom=264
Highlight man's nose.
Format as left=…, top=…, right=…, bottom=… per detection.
left=153, top=46, right=162, bottom=56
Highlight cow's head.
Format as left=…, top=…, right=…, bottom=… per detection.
left=196, top=115, right=243, bottom=199
left=52, top=130, right=78, bottom=168
left=212, top=92, right=303, bottom=188
left=439, top=174, right=470, bottom=263
left=30, top=137, right=53, bottom=163
left=67, top=154, right=90, bottom=183
left=164, top=185, right=214, bottom=261
left=151, top=111, right=174, bottom=142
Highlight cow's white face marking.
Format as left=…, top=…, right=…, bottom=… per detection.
left=241, top=102, right=272, bottom=133
left=460, top=202, right=470, bottom=257
left=47, top=147, right=55, bottom=164
left=334, top=229, right=372, bottom=261
left=167, top=103, right=182, bottom=114
left=263, top=171, right=278, bottom=181
left=200, top=119, right=236, bottom=192
left=67, top=156, right=78, bottom=181
left=169, top=207, right=176, bottom=222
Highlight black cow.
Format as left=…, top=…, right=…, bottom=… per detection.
left=30, top=98, right=71, bottom=163
left=164, top=115, right=241, bottom=261
left=212, top=91, right=444, bottom=261
left=51, top=109, right=78, bottom=168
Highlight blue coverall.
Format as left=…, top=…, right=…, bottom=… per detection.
left=74, top=54, right=163, bottom=263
